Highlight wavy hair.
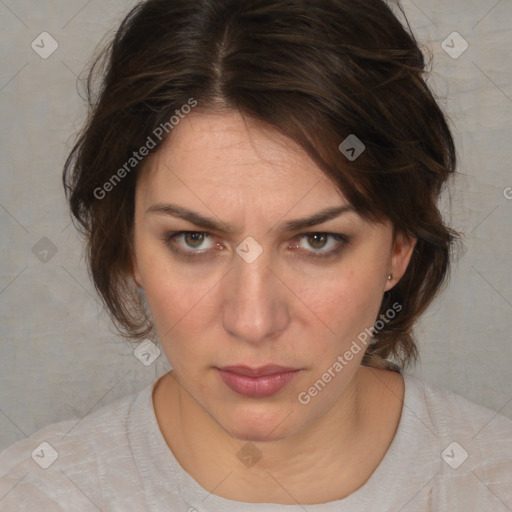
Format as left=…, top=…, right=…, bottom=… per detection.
left=63, top=0, right=459, bottom=371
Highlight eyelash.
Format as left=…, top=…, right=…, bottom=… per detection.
left=162, top=231, right=350, bottom=260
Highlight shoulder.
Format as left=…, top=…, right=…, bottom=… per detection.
left=405, top=372, right=512, bottom=446
left=402, top=373, right=512, bottom=508
left=0, top=385, right=149, bottom=511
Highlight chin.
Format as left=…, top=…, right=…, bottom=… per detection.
left=226, top=423, right=288, bottom=443
left=215, top=404, right=295, bottom=443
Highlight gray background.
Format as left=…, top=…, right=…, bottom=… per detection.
left=0, top=0, right=511, bottom=452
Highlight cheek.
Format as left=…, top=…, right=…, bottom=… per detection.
left=144, top=273, right=211, bottom=337
left=144, top=280, right=206, bottom=374
left=293, top=261, right=385, bottom=341
left=137, top=254, right=221, bottom=372
left=135, top=235, right=210, bottom=326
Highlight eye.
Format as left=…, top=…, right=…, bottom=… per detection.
left=290, top=233, right=349, bottom=258
left=162, top=231, right=349, bottom=260
left=163, top=231, right=221, bottom=257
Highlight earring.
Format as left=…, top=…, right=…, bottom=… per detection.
left=387, top=273, right=393, bottom=280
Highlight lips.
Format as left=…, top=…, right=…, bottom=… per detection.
left=218, top=365, right=299, bottom=377
left=216, top=365, right=301, bottom=398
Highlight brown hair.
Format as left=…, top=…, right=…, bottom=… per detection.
left=63, top=0, right=458, bottom=371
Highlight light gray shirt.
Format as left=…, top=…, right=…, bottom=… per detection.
left=1, top=373, right=511, bottom=511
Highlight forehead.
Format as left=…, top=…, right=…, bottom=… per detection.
left=139, top=110, right=340, bottom=198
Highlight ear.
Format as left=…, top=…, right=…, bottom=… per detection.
left=132, top=259, right=143, bottom=288
left=130, top=244, right=143, bottom=288
left=385, top=231, right=416, bottom=291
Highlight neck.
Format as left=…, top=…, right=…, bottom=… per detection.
left=152, top=367, right=403, bottom=504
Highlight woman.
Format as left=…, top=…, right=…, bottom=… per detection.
left=1, top=0, right=511, bottom=510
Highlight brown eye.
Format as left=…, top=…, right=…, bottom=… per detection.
left=163, top=231, right=217, bottom=257
left=290, top=232, right=350, bottom=259
left=183, top=232, right=206, bottom=248
left=306, top=234, right=329, bottom=250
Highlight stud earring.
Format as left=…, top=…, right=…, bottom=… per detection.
left=387, top=273, right=393, bottom=280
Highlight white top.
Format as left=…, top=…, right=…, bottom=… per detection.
left=1, top=372, right=511, bottom=511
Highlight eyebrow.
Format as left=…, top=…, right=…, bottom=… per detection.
left=145, top=202, right=354, bottom=233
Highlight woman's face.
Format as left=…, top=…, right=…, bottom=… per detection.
left=132, top=110, right=414, bottom=441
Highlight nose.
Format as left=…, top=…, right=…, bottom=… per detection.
left=221, top=250, right=290, bottom=345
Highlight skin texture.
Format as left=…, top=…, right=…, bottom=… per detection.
left=131, top=110, right=416, bottom=504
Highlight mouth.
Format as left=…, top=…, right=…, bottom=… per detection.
left=218, top=364, right=300, bottom=377
left=216, top=365, right=301, bottom=398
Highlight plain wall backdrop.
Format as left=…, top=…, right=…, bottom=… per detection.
left=1, top=0, right=511, bottom=452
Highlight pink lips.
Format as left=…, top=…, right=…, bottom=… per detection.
left=217, top=365, right=300, bottom=398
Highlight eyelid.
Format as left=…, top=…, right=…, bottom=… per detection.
left=290, top=232, right=350, bottom=259
left=162, top=231, right=219, bottom=257
left=162, top=231, right=349, bottom=259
